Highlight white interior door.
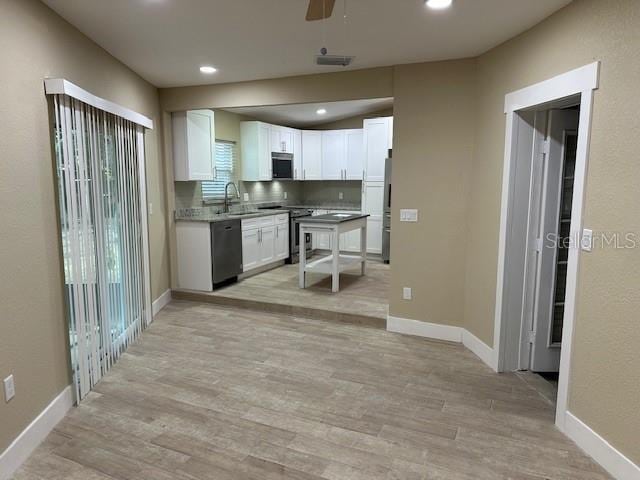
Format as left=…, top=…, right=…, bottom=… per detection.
left=528, top=109, right=580, bottom=372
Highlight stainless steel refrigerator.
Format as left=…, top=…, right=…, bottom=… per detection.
left=382, top=151, right=392, bottom=263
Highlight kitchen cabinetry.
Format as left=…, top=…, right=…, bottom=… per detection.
left=301, top=130, right=322, bottom=180
left=292, top=129, right=302, bottom=180
left=241, top=214, right=289, bottom=273
left=345, top=129, right=365, bottom=180
left=362, top=182, right=384, bottom=254
left=363, top=117, right=392, bottom=182
left=241, top=121, right=272, bottom=181
left=270, top=126, right=294, bottom=154
left=320, top=129, right=365, bottom=181
left=275, top=222, right=289, bottom=260
left=321, top=130, right=347, bottom=180
left=176, top=221, right=213, bottom=291
left=172, top=110, right=216, bottom=181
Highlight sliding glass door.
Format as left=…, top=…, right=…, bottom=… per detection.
left=51, top=94, right=151, bottom=401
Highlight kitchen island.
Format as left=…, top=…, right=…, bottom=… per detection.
left=298, top=213, right=370, bottom=293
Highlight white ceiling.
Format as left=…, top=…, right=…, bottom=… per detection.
left=225, top=98, right=393, bottom=128
left=42, top=0, right=572, bottom=88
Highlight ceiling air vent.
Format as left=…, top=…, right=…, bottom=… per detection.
left=315, top=54, right=354, bottom=67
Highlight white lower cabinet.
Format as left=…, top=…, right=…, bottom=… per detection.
left=242, top=214, right=289, bottom=273
left=259, top=225, right=276, bottom=265
left=241, top=228, right=260, bottom=272
left=275, top=222, right=289, bottom=260
left=362, top=182, right=384, bottom=254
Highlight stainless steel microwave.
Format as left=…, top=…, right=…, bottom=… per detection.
left=271, top=152, right=293, bottom=179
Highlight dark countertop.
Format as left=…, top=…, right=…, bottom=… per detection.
left=298, top=213, right=369, bottom=224
left=175, top=209, right=286, bottom=223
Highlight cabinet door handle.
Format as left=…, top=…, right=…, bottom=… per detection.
left=294, top=168, right=297, bottom=179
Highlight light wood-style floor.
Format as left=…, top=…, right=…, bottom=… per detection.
left=13, top=301, right=610, bottom=480
left=174, top=258, right=390, bottom=328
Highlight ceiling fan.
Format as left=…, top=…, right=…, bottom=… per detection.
left=306, top=0, right=354, bottom=66
left=306, top=0, right=336, bottom=21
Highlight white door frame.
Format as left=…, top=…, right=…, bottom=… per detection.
left=493, top=62, right=599, bottom=432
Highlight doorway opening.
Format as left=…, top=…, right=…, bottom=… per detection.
left=493, top=62, right=599, bottom=431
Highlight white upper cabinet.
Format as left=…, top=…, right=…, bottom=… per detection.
left=301, top=130, right=322, bottom=180
left=270, top=125, right=294, bottom=154
left=321, top=130, right=347, bottom=180
left=363, top=117, right=392, bottom=182
left=345, top=129, right=365, bottom=180
left=292, top=129, right=302, bottom=180
left=172, top=110, right=216, bottom=181
left=241, top=121, right=272, bottom=181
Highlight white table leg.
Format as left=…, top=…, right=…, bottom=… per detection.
left=299, top=225, right=306, bottom=289
left=360, top=223, right=367, bottom=276
left=331, top=227, right=339, bottom=292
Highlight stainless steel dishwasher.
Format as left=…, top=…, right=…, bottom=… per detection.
left=211, top=218, right=242, bottom=286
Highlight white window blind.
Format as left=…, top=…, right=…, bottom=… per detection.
left=202, top=140, right=237, bottom=200
left=51, top=93, right=152, bottom=402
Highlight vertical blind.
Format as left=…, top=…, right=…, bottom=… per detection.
left=201, top=140, right=237, bottom=200
left=52, top=94, right=152, bottom=401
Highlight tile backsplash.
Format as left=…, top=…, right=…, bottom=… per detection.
left=175, top=180, right=361, bottom=210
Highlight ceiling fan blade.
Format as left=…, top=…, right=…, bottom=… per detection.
left=306, top=0, right=336, bottom=21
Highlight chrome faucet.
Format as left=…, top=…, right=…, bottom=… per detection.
left=224, top=182, right=240, bottom=213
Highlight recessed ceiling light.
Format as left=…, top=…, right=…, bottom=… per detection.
left=199, top=66, right=217, bottom=74
left=425, top=0, right=452, bottom=10
left=316, top=108, right=327, bottom=115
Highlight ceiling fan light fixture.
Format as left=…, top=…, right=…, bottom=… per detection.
left=425, top=0, right=452, bottom=10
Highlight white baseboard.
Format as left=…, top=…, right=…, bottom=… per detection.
left=152, top=289, right=172, bottom=317
left=461, top=329, right=498, bottom=371
left=564, top=411, right=640, bottom=480
left=0, top=386, right=73, bottom=480
left=387, top=315, right=463, bottom=343
left=387, top=315, right=496, bottom=370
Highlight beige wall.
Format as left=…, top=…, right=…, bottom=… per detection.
left=160, top=67, right=394, bottom=112
left=389, top=60, right=477, bottom=325
left=0, top=0, right=169, bottom=452
left=465, top=0, right=640, bottom=464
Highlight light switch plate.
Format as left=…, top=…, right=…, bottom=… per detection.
left=400, top=209, right=418, bottom=222
left=581, top=228, right=593, bottom=251
left=403, top=287, right=412, bottom=300
left=243, top=193, right=249, bottom=202
left=4, top=375, right=15, bottom=402
left=284, top=192, right=288, bottom=200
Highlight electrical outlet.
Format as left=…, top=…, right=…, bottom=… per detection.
left=148, top=202, right=153, bottom=215
left=243, top=193, right=249, bottom=202
left=284, top=192, right=288, bottom=200
left=4, top=375, right=15, bottom=402
left=339, top=192, right=344, bottom=200
left=403, top=287, right=413, bottom=300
